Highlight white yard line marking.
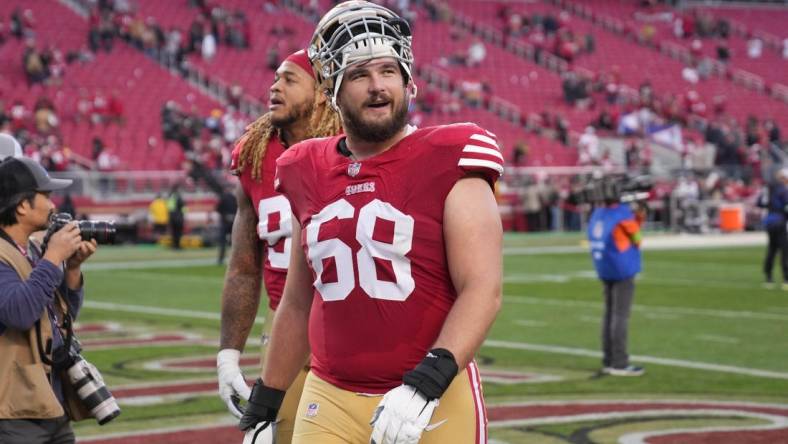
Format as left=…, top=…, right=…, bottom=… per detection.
left=696, top=334, right=740, bottom=344
left=577, top=315, right=598, bottom=324
left=83, top=301, right=265, bottom=323
left=513, top=319, right=548, bottom=328
left=503, top=295, right=788, bottom=322
left=619, top=410, right=788, bottom=444
left=490, top=408, right=784, bottom=430
left=83, top=258, right=217, bottom=270
left=484, top=340, right=788, bottom=380
left=77, top=417, right=238, bottom=442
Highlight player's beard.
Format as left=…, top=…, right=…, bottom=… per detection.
left=340, top=93, right=408, bottom=143
left=270, top=97, right=313, bottom=129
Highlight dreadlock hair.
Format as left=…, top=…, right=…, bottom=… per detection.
left=235, top=89, right=342, bottom=181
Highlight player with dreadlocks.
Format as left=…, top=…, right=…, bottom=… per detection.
left=216, top=49, right=341, bottom=443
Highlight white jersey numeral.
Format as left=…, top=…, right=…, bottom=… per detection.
left=257, top=195, right=292, bottom=269
left=306, top=198, right=415, bottom=302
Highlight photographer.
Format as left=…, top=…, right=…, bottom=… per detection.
left=0, top=157, right=97, bottom=443
left=587, top=178, right=645, bottom=377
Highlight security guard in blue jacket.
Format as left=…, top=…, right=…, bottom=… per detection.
left=758, top=168, right=788, bottom=288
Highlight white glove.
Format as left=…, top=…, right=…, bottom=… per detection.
left=217, top=349, right=252, bottom=418
left=369, top=385, right=439, bottom=444
left=242, top=420, right=276, bottom=444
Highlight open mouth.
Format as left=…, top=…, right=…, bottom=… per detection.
left=269, top=97, right=284, bottom=107
left=366, top=100, right=390, bottom=109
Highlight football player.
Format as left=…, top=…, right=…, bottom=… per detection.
left=240, top=2, right=503, bottom=443
left=217, top=49, right=341, bottom=443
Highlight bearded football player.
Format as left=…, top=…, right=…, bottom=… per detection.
left=217, top=49, right=340, bottom=443
left=240, top=2, right=503, bottom=443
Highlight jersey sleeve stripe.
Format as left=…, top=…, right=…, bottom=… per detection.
left=470, top=133, right=498, bottom=148
left=463, top=144, right=504, bottom=161
left=458, top=158, right=504, bottom=176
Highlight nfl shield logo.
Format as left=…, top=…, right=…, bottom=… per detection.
left=348, top=162, right=361, bottom=177
left=305, top=402, right=319, bottom=418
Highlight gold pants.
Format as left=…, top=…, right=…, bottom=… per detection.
left=260, top=309, right=309, bottom=444
left=291, top=363, right=488, bottom=444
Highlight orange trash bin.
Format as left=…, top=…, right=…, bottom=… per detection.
left=719, top=204, right=744, bottom=232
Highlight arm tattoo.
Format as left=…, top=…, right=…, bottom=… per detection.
left=220, top=185, right=264, bottom=350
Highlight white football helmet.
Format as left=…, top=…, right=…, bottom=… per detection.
left=309, top=0, right=416, bottom=107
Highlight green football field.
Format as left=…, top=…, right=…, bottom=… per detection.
left=70, top=233, right=788, bottom=442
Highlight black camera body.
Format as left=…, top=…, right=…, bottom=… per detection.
left=47, top=213, right=116, bottom=245
left=580, top=174, right=653, bottom=205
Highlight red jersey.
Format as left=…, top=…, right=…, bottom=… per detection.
left=275, top=123, right=503, bottom=393
left=230, top=135, right=292, bottom=310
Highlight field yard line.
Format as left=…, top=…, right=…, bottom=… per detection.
left=505, top=271, right=759, bottom=290
left=83, top=301, right=265, bottom=323
left=503, top=233, right=763, bottom=256
left=484, top=340, right=788, bottom=379
left=490, top=408, right=786, bottom=429
left=618, top=411, right=788, bottom=444
left=77, top=418, right=238, bottom=442
left=504, top=296, right=788, bottom=322
left=83, top=258, right=217, bottom=270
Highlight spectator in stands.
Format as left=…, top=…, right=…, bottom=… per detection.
left=23, top=41, right=48, bottom=85
left=188, top=18, right=205, bottom=54
left=167, top=184, right=185, bottom=250
left=202, top=32, right=217, bottom=61
left=747, top=35, right=763, bottom=59
left=578, top=126, right=600, bottom=165
left=765, top=119, right=781, bottom=144
left=758, top=168, right=788, bottom=289
left=716, top=41, right=730, bottom=63
left=466, top=39, right=486, bottom=67
left=266, top=45, right=280, bottom=71
left=512, top=140, right=528, bottom=166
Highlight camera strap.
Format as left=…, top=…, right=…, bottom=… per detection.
left=35, top=290, right=74, bottom=370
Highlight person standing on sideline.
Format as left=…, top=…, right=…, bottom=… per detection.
left=757, top=168, right=788, bottom=289
left=215, top=185, right=237, bottom=265
left=587, top=179, right=645, bottom=377
left=216, top=49, right=341, bottom=442
left=239, top=2, right=503, bottom=442
left=0, top=157, right=98, bottom=443
left=166, top=184, right=185, bottom=250
left=148, top=193, right=169, bottom=239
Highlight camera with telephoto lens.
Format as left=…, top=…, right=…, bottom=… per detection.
left=53, top=339, right=121, bottom=425
left=579, top=174, right=653, bottom=205
left=47, top=213, right=116, bottom=245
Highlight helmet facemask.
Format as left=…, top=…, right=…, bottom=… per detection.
left=309, top=1, right=416, bottom=110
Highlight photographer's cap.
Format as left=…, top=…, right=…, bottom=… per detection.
left=0, top=157, right=72, bottom=194
left=0, top=133, right=23, bottom=160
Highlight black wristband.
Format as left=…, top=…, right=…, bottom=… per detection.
left=238, top=378, right=286, bottom=430
left=403, top=348, right=459, bottom=400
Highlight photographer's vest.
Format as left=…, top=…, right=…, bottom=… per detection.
left=0, top=239, right=88, bottom=420
left=588, top=205, right=641, bottom=281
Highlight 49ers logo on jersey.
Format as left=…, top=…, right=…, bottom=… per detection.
left=305, top=198, right=415, bottom=302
